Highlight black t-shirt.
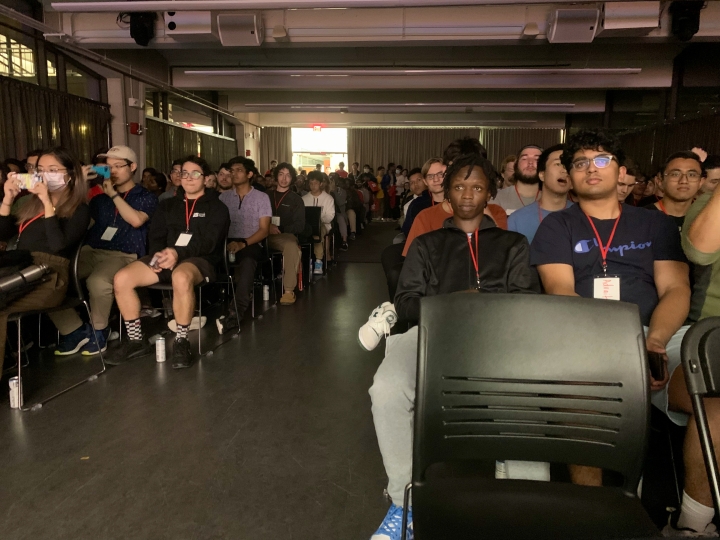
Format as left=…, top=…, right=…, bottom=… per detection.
left=643, top=202, right=685, bottom=232
left=530, top=204, right=686, bottom=326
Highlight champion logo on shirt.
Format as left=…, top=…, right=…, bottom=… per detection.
left=574, top=238, right=652, bottom=256
left=192, top=212, right=206, bottom=218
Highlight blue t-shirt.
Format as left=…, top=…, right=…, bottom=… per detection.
left=86, top=183, right=159, bottom=257
left=530, top=204, right=686, bottom=326
left=508, top=200, right=574, bottom=244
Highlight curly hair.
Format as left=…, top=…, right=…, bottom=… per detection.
left=443, top=153, right=497, bottom=199
left=561, top=129, right=625, bottom=171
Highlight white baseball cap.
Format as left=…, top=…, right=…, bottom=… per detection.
left=98, top=145, right=137, bottom=164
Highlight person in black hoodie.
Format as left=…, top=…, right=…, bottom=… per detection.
left=110, top=156, right=230, bottom=369
left=367, top=153, right=539, bottom=538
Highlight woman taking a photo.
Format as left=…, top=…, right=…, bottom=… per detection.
left=0, top=147, right=91, bottom=365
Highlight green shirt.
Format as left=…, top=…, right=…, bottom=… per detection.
left=682, top=192, right=720, bottom=322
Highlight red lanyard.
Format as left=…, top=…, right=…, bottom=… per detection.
left=537, top=203, right=545, bottom=224
left=273, top=189, right=289, bottom=209
left=584, top=205, right=622, bottom=275
left=185, top=196, right=200, bottom=232
left=515, top=184, right=539, bottom=207
left=466, top=229, right=480, bottom=289
left=113, top=190, right=131, bottom=221
left=18, top=212, right=44, bottom=238
left=657, top=199, right=667, bottom=215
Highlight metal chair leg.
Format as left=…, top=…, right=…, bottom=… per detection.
left=691, top=393, right=720, bottom=516
left=401, top=483, right=412, bottom=540
left=198, top=286, right=202, bottom=355
left=83, top=301, right=107, bottom=371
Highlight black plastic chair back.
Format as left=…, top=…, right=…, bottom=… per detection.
left=305, top=206, right=322, bottom=238
left=681, top=317, right=720, bottom=515
left=415, top=293, right=650, bottom=494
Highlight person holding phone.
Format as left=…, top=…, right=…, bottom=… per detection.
left=0, top=147, right=90, bottom=366
left=110, top=156, right=229, bottom=369
left=51, top=145, right=158, bottom=356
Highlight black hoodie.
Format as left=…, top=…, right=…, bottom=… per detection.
left=148, top=189, right=230, bottom=268
left=395, top=216, right=539, bottom=324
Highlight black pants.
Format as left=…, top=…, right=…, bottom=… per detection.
left=381, top=242, right=405, bottom=302
left=233, top=242, right=263, bottom=319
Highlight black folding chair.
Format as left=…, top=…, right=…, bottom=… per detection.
left=11, top=241, right=106, bottom=411
left=680, top=317, right=720, bottom=516
left=304, top=206, right=326, bottom=273
left=407, top=293, right=658, bottom=540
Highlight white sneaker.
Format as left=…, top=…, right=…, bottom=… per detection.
left=662, top=514, right=719, bottom=537
left=168, top=316, right=207, bottom=332
left=313, top=260, right=323, bottom=275
left=358, top=302, right=398, bottom=351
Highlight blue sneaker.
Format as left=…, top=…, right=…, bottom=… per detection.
left=81, top=327, right=110, bottom=356
left=55, top=323, right=91, bottom=356
left=371, top=504, right=413, bottom=540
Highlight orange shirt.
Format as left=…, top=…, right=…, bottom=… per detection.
left=403, top=202, right=507, bottom=256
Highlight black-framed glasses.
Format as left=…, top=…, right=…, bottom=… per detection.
left=571, top=155, right=617, bottom=171
left=664, top=170, right=702, bottom=182
left=426, top=172, right=445, bottom=181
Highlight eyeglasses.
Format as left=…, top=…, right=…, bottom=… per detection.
left=36, top=167, right=67, bottom=174
left=664, top=170, right=702, bottom=182
left=170, top=169, right=182, bottom=176
left=181, top=171, right=204, bottom=179
left=426, top=172, right=445, bottom=181
left=109, top=164, right=130, bottom=172
left=571, top=155, right=617, bottom=171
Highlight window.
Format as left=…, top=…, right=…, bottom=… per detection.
left=47, top=52, right=58, bottom=90
left=0, top=33, right=37, bottom=84
left=291, top=128, right=347, bottom=153
left=66, top=62, right=100, bottom=101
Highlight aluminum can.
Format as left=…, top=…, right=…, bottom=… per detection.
left=9, top=377, right=21, bottom=409
left=156, top=337, right=166, bottom=363
left=263, top=285, right=270, bottom=301
left=228, top=251, right=236, bottom=263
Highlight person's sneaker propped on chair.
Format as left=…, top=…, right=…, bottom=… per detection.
left=371, top=504, right=413, bottom=540
left=81, top=327, right=111, bottom=356
left=54, top=323, right=92, bottom=356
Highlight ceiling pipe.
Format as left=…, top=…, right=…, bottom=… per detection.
left=0, top=4, right=241, bottom=123
left=50, top=0, right=635, bottom=12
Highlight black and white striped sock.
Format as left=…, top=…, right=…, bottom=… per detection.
left=176, top=324, right=189, bottom=341
left=124, top=318, right=143, bottom=341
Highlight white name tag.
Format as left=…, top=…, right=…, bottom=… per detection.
left=594, top=276, right=620, bottom=301
left=506, top=209, right=516, bottom=216
left=271, top=216, right=281, bottom=226
left=101, top=227, right=118, bottom=241
left=175, top=233, right=193, bottom=247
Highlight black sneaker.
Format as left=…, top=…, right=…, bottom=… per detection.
left=340, top=242, right=349, bottom=251
left=172, top=337, right=193, bottom=369
left=105, top=339, right=151, bottom=366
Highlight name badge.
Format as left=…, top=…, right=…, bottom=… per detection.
left=506, top=209, right=516, bottom=216
left=101, top=227, right=118, bottom=241
left=271, top=216, right=281, bottom=226
left=593, top=276, right=620, bottom=301
left=175, top=233, right=193, bottom=247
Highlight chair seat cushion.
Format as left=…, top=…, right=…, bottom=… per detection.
left=412, top=477, right=659, bottom=540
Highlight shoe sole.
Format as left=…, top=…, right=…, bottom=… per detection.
left=105, top=348, right=151, bottom=366
left=81, top=344, right=108, bottom=356
left=54, top=337, right=90, bottom=356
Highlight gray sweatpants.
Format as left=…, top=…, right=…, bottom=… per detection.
left=369, top=326, right=418, bottom=505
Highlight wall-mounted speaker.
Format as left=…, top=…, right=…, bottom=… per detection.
left=217, top=13, right=264, bottom=47
left=163, top=11, right=218, bottom=42
left=547, top=9, right=600, bottom=43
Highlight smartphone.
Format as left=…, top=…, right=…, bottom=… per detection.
left=647, top=351, right=666, bottom=381
left=92, top=165, right=110, bottom=180
left=15, top=173, right=42, bottom=190
left=149, top=255, right=160, bottom=269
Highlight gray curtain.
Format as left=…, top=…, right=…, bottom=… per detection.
left=618, top=114, right=720, bottom=175
left=146, top=117, right=238, bottom=174
left=260, top=127, right=291, bottom=171
left=0, top=74, right=111, bottom=163
left=479, top=128, right=565, bottom=170
left=348, top=128, right=479, bottom=171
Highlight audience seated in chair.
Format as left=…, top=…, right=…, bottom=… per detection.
left=0, top=147, right=91, bottom=366
left=267, top=163, right=305, bottom=306
left=111, top=156, right=229, bottom=369
left=368, top=153, right=540, bottom=540
left=302, top=171, right=335, bottom=275
left=218, top=156, right=272, bottom=330
left=530, top=129, right=712, bottom=536
left=52, top=145, right=158, bottom=357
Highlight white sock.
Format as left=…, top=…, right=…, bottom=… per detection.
left=677, top=490, right=715, bottom=532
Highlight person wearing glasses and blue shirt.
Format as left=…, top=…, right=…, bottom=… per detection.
left=53, top=145, right=158, bottom=357
left=110, top=155, right=229, bottom=369
left=530, top=130, right=719, bottom=536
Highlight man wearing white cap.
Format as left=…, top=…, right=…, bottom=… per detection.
left=53, top=145, right=158, bottom=356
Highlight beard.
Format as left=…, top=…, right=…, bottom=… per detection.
left=513, top=169, right=540, bottom=185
